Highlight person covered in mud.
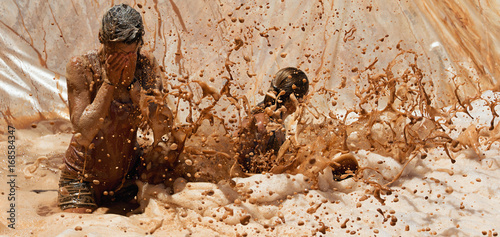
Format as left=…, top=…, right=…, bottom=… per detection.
left=236, top=67, right=309, bottom=173
left=58, top=4, right=178, bottom=213
left=236, top=67, right=358, bottom=180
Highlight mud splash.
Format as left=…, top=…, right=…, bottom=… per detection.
left=1, top=0, right=499, bottom=236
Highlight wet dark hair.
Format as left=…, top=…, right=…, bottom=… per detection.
left=263, top=67, right=309, bottom=108
left=99, top=4, right=144, bottom=44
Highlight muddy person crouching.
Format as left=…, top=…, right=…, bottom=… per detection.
left=234, top=67, right=358, bottom=179
left=58, top=4, right=180, bottom=214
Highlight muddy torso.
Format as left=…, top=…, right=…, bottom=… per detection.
left=251, top=103, right=286, bottom=152
left=64, top=49, right=158, bottom=189
left=237, top=103, right=286, bottom=172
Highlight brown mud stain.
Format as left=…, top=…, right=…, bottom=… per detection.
left=0, top=20, right=47, bottom=68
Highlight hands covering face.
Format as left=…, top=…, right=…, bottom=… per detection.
left=104, top=43, right=138, bottom=86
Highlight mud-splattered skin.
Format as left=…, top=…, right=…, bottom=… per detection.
left=62, top=42, right=173, bottom=208
left=236, top=103, right=287, bottom=173
left=234, top=67, right=309, bottom=174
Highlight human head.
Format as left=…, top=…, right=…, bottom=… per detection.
left=263, top=67, right=309, bottom=110
left=99, top=4, right=144, bottom=45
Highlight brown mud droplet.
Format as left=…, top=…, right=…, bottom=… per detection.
left=240, top=215, right=251, bottom=225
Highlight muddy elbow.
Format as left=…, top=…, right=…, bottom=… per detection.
left=71, top=128, right=94, bottom=148
left=75, top=135, right=93, bottom=148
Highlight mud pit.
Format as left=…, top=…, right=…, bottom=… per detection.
left=1, top=0, right=500, bottom=236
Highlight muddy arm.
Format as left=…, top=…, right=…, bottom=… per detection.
left=67, top=56, right=115, bottom=147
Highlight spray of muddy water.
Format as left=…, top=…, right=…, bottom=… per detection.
left=132, top=1, right=498, bottom=193
left=1, top=0, right=500, bottom=235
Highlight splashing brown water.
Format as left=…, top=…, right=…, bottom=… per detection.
left=1, top=0, right=499, bottom=236
left=151, top=41, right=493, bottom=194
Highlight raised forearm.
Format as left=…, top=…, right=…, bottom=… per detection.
left=73, top=83, right=115, bottom=146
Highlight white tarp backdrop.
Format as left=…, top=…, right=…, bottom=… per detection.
left=0, top=0, right=499, bottom=131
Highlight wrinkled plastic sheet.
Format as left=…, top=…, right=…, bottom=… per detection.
left=0, top=0, right=499, bottom=131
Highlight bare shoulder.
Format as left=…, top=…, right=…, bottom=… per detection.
left=66, top=55, right=88, bottom=75
left=66, top=55, right=91, bottom=87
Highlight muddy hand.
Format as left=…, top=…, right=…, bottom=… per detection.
left=105, top=53, right=126, bottom=85
left=120, top=55, right=136, bottom=87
